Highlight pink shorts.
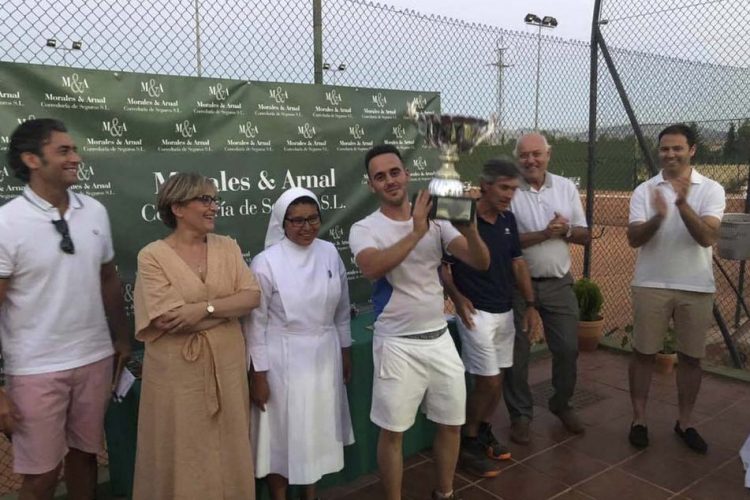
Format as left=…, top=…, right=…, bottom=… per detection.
left=6, top=356, right=113, bottom=474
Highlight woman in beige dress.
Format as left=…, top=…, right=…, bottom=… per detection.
left=133, top=172, right=260, bottom=500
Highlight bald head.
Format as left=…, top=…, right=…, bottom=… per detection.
left=513, top=133, right=550, bottom=158
left=514, top=133, right=551, bottom=188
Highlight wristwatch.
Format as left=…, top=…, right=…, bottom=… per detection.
left=526, top=300, right=536, bottom=308
left=206, top=302, right=215, bottom=316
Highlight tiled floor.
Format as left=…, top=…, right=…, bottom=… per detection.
left=321, top=349, right=750, bottom=500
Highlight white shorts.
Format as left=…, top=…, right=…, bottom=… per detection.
left=371, top=331, right=466, bottom=432
left=456, top=309, right=515, bottom=376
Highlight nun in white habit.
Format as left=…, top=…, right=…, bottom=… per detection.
left=243, top=187, right=354, bottom=500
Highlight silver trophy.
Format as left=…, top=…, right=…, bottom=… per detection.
left=407, top=100, right=495, bottom=223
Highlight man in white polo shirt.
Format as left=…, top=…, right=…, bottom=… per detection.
left=0, top=119, right=131, bottom=500
left=349, top=144, right=489, bottom=500
left=627, top=124, right=725, bottom=454
left=503, top=132, right=590, bottom=444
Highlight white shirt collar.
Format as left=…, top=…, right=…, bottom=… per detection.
left=520, top=172, right=554, bottom=192
left=22, top=185, right=83, bottom=214
left=656, top=168, right=703, bottom=185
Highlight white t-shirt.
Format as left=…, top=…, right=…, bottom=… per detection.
left=349, top=210, right=460, bottom=337
left=510, top=172, right=587, bottom=278
left=629, top=169, right=725, bottom=293
left=0, top=187, right=115, bottom=375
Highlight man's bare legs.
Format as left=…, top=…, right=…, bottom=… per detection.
left=19, top=464, right=61, bottom=500
left=378, top=429, right=404, bottom=500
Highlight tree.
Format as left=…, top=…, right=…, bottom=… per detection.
left=723, top=122, right=738, bottom=162
left=736, top=119, right=750, bottom=164
left=688, top=122, right=708, bottom=163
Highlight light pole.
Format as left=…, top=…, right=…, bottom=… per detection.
left=524, top=13, right=558, bottom=131
left=322, top=62, right=346, bottom=85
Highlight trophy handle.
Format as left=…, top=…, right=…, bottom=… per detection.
left=467, top=114, right=497, bottom=153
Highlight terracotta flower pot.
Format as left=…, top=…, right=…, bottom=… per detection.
left=655, top=352, right=677, bottom=374
left=577, top=318, right=604, bottom=352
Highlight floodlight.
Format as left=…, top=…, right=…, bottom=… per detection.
left=524, top=13, right=541, bottom=25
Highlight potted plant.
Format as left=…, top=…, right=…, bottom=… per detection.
left=612, top=324, right=678, bottom=374
left=655, top=327, right=678, bottom=374
left=573, top=278, right=604, bottom=351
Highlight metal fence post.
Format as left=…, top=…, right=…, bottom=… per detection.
left=194, top=0, right=202, bottom=77
left=583, top=0, right=604, bottom=279
left=313, top=0, right=323, bottom=84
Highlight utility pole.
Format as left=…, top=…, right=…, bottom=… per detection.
left=488, top=42, right=512, bottom=143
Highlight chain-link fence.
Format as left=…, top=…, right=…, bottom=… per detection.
left=591, top=0, right=750, bottom=369
left=1, top=0, right=749, bottom=494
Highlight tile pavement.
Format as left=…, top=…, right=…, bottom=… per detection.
left=320, top=349, right=750, bottom=500
left=2, top=349, right=747, bottom=500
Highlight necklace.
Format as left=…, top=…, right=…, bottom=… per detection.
left=166, top=237, right=207, bottom=280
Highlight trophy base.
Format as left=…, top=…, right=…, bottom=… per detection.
left=429, top=195, right=476, bottom=223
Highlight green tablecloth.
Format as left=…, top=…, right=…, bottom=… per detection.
left=104, top=311, right=442, bottom=499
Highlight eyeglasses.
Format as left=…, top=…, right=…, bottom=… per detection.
left=186, top=195, right=222, bottom=206
left=284, top=215, right=321, bottom=228
left=51, top=219, right=75, bottom=254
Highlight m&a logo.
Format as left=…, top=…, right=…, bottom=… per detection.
left=328, top=225, right=345, bottom=242
left=392, top=124, right=406, bottom=140
left=0, top=165, right=9, bottom=183
left=102, top=117, right=127, bottom=137
left=175, top=120, right=197, bottom=138
left=122, top=281, right=135, bottom=315
left=412, top=156, right=427, bottom=172
left=77, top=162, right=95, bottom=182
left=349, top=124, right=365, bottom=140
left=411, top=95, right=428, bottom=111
left=61, top=73, right=89, bottom=94
left=325, top=89, right=342, bottom=106
left=140, top=78, right=164, bottom=98
left=16, top=114, right=36, bottom=125
left=372, top=92, right=387, bottom=108
left=269, top=86, right=288, bottom=104
left=297, top=123, right=316, bottom=139
left=238, top=121, right=258, bottom=139
left=208, top=83, right=229, bottom=101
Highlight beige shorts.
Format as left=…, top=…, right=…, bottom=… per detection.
left=371, top=332, right=466, bottom=432
left=631, top=286, right=714, bottom=358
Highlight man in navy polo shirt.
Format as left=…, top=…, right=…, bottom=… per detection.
left=441, top=158, right=539, bottom=477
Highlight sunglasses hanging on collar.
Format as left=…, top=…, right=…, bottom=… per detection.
left=51, top=219, right=75, bottom=254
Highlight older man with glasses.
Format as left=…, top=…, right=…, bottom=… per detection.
left=0, top=118, right=131, bottom=500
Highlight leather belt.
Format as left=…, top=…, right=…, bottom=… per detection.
left=401, top=327, right=447, bottom=340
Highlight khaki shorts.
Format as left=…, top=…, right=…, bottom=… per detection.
left=631, top=286, right=714, bottom=358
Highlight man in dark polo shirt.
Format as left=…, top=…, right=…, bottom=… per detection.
left=441, top=158, right=539, bottom=477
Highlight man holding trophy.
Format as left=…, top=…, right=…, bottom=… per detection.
left=349, top=140, right=489, bottom=500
